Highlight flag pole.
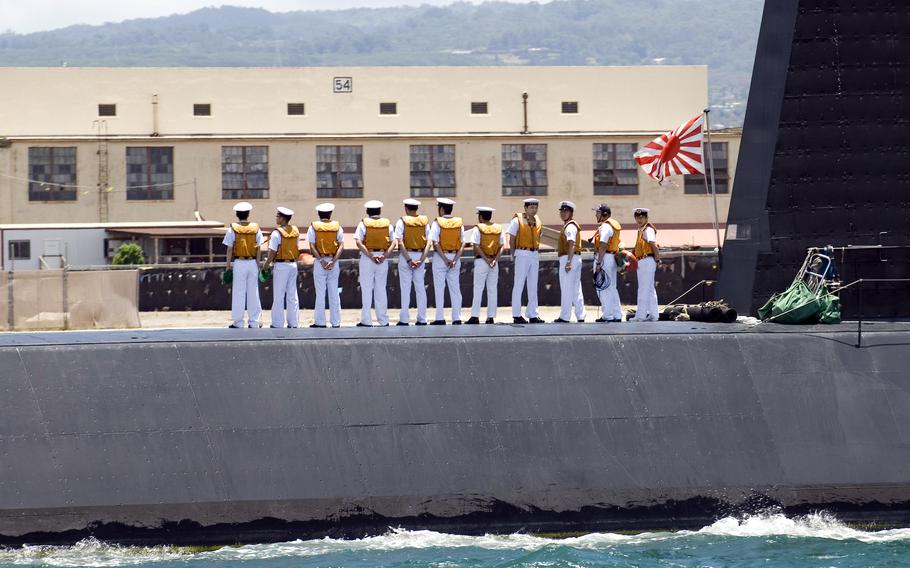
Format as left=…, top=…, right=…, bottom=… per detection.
left=702, top=108, right=723, bottom=267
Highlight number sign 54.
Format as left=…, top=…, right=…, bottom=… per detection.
left=333, top=77, right=352, bottom=93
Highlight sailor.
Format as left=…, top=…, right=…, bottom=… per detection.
left=466, top=206, right=504, bottom=324
left=222, top=202, right=264, bottom=328
left=394, top=198, right=430, bottom=326
left=307, top=203, right=344, bottom=328
left=354, top=200, right=395, bottom=327
left=508, top=197, right=545, bottom=324
left=592, top=202, right=623, bottom=322
left=264, top=206, right=301, bottom=328
left=429, top=197, right=464, bottom=324
left=631, top=207, right=660, bottom=322
left=553, top=201, right=586, bottom=323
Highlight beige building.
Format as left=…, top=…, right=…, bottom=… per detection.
left=0, top=66, right=739, bottom=236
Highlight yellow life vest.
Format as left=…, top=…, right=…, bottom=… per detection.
left=476, top=223, right=503, bottom=258
left=436, top=217, right=463, bottom=252
left=231, top=222, right=259, bottom=258
left=362, top=217, right=391, bottom=250
left=311, top=220, right=341, bottom=257
left=401, top=215, right=429, bottom=250
left=593, top=218, right=622, bottom=254
left=275, top=225, right=300, bottom=261
left=557, top=220, right=582, bottom=256
left=634, top=222, right=658, bottom=259
left=512, top=213, right=542, bottom=250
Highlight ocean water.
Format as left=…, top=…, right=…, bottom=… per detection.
left=2, top=513, right=909, bottom=568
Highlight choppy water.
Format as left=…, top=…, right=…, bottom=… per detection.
left=3, top=513, right=909, bottom=568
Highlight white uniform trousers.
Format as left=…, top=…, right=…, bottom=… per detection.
left=558, top=255, right=586, bottom=321
left=635, top=256, right=659, bottom=321
left=597, top=254, right=623, bottom=321
left=270, top=261, right=300, bottom=328
left=359, top=254, right=389, bottom=326
left=230, top=259, right=261, bottom=327
left=432, top=253, right=462, bottom=322
left=313, top=257, right=341, bottom=327
left=511, top=250, right=540, bottom=318
left=398, top=252, right=428, bottom=324
left=471, top=258, right=499, bottom=319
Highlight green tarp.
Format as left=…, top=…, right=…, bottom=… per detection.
left=758, top=280, right=841, bottom=324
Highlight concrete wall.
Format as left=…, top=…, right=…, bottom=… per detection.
left=1, top=324, right=908, bottom=544
left=0, top=134, right=740, bottom=226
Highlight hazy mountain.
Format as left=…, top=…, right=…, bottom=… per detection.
left=0, top=0, right=763, bottom=127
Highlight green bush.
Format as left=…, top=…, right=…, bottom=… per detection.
left=111, top=242, right=146, bottom=265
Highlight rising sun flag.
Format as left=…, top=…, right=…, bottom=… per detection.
left=634, top=113, right=705, bottom=185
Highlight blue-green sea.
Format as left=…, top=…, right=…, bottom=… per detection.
left=2, top=513, right=908, bottom=568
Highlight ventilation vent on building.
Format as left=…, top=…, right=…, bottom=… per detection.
left=471, top=102, right=488, bottom=115
left=98, top=104, right=117, bottom=117
left=287, top=103, right=305, bottom=115
left=193, top=104, right=212, bottom=116
left=561, top=101, right=579, bottom=114
left=379, top=102, right=398, bottom=115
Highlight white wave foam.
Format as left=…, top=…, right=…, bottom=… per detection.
left=2, top=514, right=908, bottom=566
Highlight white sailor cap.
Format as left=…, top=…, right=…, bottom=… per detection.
left=315, top=203, right=335, bottom=213
left=437, top=197, right=456, bottom=206
left=403, top=198, right=421, bottom=207
left=364, top=200, right=384, bottom=209
left=523, top=198, right=540, bottom=206
left=558, top=200, right=576, bottom=210
left=276, top=206, right=294, bottom=217
left=475, top=206, right=495, bottom=213
left=633, top=207, right=651, bottom=215
left=233, top=201, right=253, bottom=213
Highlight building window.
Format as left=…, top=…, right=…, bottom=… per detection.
left=287, top=103, right=305, bottom=116
left=9, top=240, right=30, bottom=261
left=28, top=146, right=77, bottom=201
left=193, top=103, right=212, bottom=116
left=501, top=144, right=547, bottom=196
left=410, top=145, right=455, bottom=198
left=316, top=145, right=363, bottom=199
left=379, top=102, right=397, bottom=115
left=126, top=147, right=174, bottom=200
left=471, top=102, right=488, bottom=115
left=98, top=104, right=116, bottom=117
left=684, top=142, right=729, bottom=194
left=593, top=143, right=639, bottom=195
left=562, top=101, right=579, bottom=114
left=222, top=146, right=269, bottom=199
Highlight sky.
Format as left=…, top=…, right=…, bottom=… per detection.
left=0, top=0, right=533, bottom=34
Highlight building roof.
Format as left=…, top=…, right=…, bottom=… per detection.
left=0, top=221, right=224, bottom=231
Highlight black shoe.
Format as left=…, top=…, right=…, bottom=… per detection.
left=287, top=326, right=298, bottom=329
left=396, top=321, right=409, bottom=326
left=552, top=318, right=570, bottom=323
left=528, top=317, right=546, bottom=324
left=513, top=316, right=528, bottom=324
left=415, top=321, right=428, bottom=326
left=310, top=324, right=326, bottom=328
left=486, top=318, right=495, bottom=324
left=595, top=317, right=608, bottom=323
left=609, top=319, right=623, bottom=323
left=356, top=322, right=372, bottom=327
left=465, top=317, right=480, bottom=324
left=378, top=323, right=390, bottom=327
left=331, top=325, right=341, bottom=328
left=430, top=320, right=446, bottom=325
left=452, top=320, right=462, bottom=325
left=269, top=325, right=280, bottom=328
left=228, top=324, right=241, bottom=328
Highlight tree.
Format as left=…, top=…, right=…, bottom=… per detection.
left=111, top=242, right=146, bottom=265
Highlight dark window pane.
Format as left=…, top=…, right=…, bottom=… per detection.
left=593, top=143, right=639, bottom=196
left=501, top=144, right=547, bottom=196
left=28, top=146, right=78, bottom=201
left=221, top=146, right=269, bottom=199
left=193, top=103, right=211, bottom=116
left=409, top=144, right=455, bottom=197
left=287, top=102, right=305, bottom=115
left=316, top=146, right=363, bottom=198
left=126, top=147, right=174, bottom=200
left=561, top=101, right=579, bottom=114
left=471, top=102, right=488, bottom=114
left=379, top=102, right=397, bottom=115
left=98, top=104, right=116, bottom=116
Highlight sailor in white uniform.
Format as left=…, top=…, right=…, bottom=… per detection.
left=354, top=200, right=395, bottom=327
left=429, top=197, right=465, bottom=324
left=507, top=197, right=545, bottom=324
left=222, top=201, right=263, bottom=328
left=307, top=203, right=344, bottom=328
left=592, top=202, right=623, bottom=322
left=465, top=206, right=505, bottom=324
left=264, top=206, right=301, bottom=328
left=631, top=207, right=660, bottom=322
left=394, top=198, right=430, bottom=326
left=553, top=201, right=586, bottom=323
